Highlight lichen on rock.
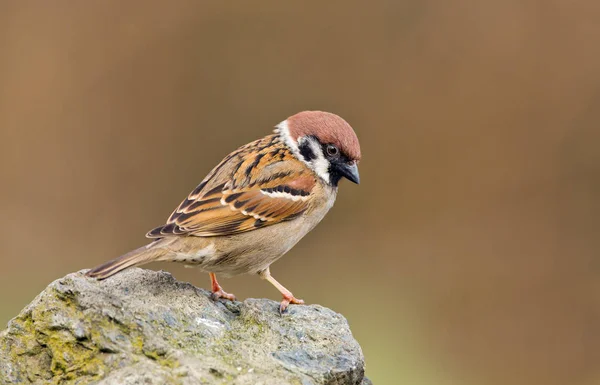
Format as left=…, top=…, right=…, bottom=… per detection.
left=0, top=268, right=368, bottom=384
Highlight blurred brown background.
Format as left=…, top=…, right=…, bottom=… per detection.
left=1, top=1, right=600, bottom=384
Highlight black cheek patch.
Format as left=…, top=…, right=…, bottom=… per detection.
left=298, top=141, right=316, bottom=161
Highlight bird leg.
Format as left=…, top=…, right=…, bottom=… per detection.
left=259, top=267, right=304, bottom=313
left=209, top=272, right=236, bottom=301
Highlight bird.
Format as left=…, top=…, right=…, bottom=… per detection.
left=86, top=110, right=361, bottom=313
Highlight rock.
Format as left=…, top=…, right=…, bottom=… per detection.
left=0, top=268, right=369, bottom=385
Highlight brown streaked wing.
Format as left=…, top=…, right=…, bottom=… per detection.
left=146, top=135, right=316, bottom=238
left=169, top=173, right=315, bottom=237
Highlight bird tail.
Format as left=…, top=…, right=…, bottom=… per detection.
left=85, top=241, right=170, bottom=280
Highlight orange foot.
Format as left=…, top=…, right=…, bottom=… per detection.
left=209, top=272, right=236, bottom=302
left=279, top=294, right=304, bottom=314
left=211, top=289, right=236, bottom=302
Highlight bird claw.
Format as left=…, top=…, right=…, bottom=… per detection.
left=211, top=289, right=236, bottom=302
left=279, top=296, right=304, bottom=314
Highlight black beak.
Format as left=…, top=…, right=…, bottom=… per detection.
left=339, top=162, right=360, bottom=184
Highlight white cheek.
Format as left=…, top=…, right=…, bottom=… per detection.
left=275, top=120, right=300, bottom=157
left=308, top=140, right=330, bottom=183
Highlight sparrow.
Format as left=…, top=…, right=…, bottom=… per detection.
left=86, top=110, right=361, bottom=313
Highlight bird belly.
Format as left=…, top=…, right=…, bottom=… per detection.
left=166, top=189, right=336, bottom=276
left=167, top=243, right=217, bottom=267
left=203, top=207, right=331, bottom=276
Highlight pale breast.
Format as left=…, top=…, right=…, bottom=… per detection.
left=200, top=185, right=338, bottom=276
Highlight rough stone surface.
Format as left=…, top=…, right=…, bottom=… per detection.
left=0, top=268, right=368, bottom=385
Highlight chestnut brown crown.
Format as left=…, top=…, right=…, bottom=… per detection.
left=286, top=111, right=361, bottom=162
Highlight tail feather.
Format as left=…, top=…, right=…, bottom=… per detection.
left=86, top=243, right=168, bottom=280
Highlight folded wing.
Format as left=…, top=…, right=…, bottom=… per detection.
left=147, top=138, right=316, bottom=238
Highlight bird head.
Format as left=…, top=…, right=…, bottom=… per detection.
left=276, top=111, right=361, bottom=186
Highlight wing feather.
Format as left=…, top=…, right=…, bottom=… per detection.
left=146, top=135, right=316, bottom=238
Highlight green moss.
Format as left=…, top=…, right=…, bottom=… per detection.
left=9, top=313, right=37, bottom=356
left=131, top=335, right=144, bottom=351
left=6, top=288, right=232, bottom=384
left=142, top=348, right=179, bottom=369
left=32, top=325, right=106, bottom=384
left=5, top=313, right=50, bottom=382
left=4, top=286, right=131, bottom=384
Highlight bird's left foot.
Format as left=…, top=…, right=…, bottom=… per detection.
left=279, top=294, right=304, bottom=314
left=258, top=267, right=305, bottom=314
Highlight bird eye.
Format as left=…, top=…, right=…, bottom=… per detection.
left=326, top=144, right=339, bottom=157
